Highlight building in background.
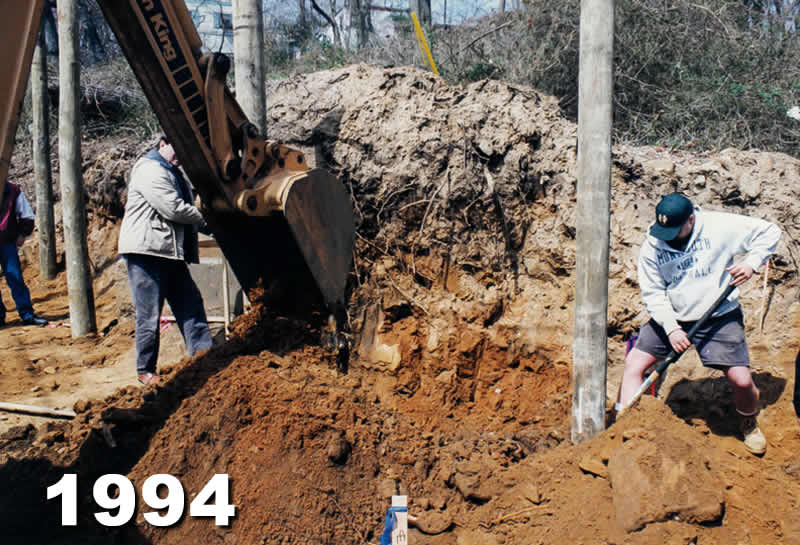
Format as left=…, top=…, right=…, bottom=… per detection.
left=185, top=0, right=234, bottom=54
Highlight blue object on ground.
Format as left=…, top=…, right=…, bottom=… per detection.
left=380, top=505, right=408, bottom=545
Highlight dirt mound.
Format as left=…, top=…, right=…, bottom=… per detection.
left=9, top=135, right=152, bottom=221
left=2, top=64, right=800, bottom=544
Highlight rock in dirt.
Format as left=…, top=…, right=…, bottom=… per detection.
left=410, top=511, right=453, bottom=535
left=578, top=455, right=608, bottom=479
left=453, top=459, right=502, bottom=502
left=326, top=432, right=351, bottom=465
left=608, top=434, right=724, bottom=532
left=1, top=424, right=36, bottom=442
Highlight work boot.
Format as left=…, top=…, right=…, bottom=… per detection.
left=739, top=413, right=767, bottom=455
left=22, top=315, right=48, bottom=327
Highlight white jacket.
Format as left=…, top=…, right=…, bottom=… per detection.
left=118, top=151, right=204, bottom=261
left=638, top=207, right=780, bottom=334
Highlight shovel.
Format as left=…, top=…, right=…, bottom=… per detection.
left=618, top=283, right=736, bottom=416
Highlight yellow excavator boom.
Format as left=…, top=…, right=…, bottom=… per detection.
left=0, top=1, right=47, bottom=209
left=0, top=0, right=355, bottom=350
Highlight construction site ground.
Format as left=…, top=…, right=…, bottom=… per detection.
left=1, top=64, right=800, bottom=545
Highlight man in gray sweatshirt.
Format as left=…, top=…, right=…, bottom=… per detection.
left=618, top=192, right=780, bottom=455
left=118, top=136, right=212, bottom=386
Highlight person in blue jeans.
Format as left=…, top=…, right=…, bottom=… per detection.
left=118, top=136, right=212, bottom=386
left=0, top=182, right=48, bottom=327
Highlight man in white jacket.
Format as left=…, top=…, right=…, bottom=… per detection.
left=118, top=136, right=212, bottom=386
left=619, top=192, right=780, bottom=455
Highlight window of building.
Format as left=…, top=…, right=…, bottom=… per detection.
left=213, top=12, right=233, bottom=30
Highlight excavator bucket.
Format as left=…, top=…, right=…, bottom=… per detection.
left=1, top=0, right=356, bottom=340
left=208, top=168, right=355, bottom=317
left=93, top=0, right=356, bottom=321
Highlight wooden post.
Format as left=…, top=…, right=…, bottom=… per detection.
left=58, top=0, right=97, bottom=337
left=32, top=23, right=57, bottom=281
left=571, top=0, right=614, bottom=443
left=0, top=402, right=76, bottom=419
left=233, top=0, right=266, bottom=134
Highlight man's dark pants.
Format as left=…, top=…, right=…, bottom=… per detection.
left=124, top=253, right=212, bottom=374
left=0, top=242, right=35, bottom=323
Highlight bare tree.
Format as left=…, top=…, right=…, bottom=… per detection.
left=78, top=0, right=106, bottom=64
left=298, top=0, right=309, bottom=37
left=350, top=0, right=369, bottom=48
left=58, top=0, right=97, bottom=337
left=572, top=0, right=614, bottom=443
left=311, top=0, right=341, bottom=46
left=411, top=0, right=431, bottom=24
left=43, top=0, right=58, bottom=54
left=32, top=23, right=57, bottom=280
left=751, top=0, right=799, bottom=34
left=233, top=0, right=266, bottom=133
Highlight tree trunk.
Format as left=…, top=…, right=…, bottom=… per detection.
left=78, top=0, right=105, bottom=64
left=411, top=0, right=431, bottom=24
left=44, top=1, right=59, bottom=55
left=351, top=0, right=368, bottom=48
left=58, top=0, right=96, bottom=337
left=498, top=0, right=506, bottom=13
left=298, top=0, right=309, bottom=42
left=233, top=0, right=266, bottom=134
left=311, top=0, right=341, bottom=47
left=32, top=23, right=57, bottom=281
left=572, top=0, right=613, bottom=443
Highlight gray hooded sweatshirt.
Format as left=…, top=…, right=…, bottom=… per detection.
left=638, top=207, right=780, bottom=334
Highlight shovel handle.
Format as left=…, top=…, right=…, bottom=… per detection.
left=619, top=284, right=736, bottom=415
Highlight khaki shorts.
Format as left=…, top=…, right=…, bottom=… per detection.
left=634, top=307, right=749, bottom=370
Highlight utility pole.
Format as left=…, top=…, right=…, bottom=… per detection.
left=58, top=0, right=97, bottom=336
left=233, top=0, right=266, bottom=134
left=572, top=0, right=614, bottom=443
left=32, top=23, right=57, bottom=280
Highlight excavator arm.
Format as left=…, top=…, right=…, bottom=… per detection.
left=0, top=0, right=355, bottom=358
left=0, top=2, right=46, bottom=209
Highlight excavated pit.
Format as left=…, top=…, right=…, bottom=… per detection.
left=1, top=65, right=800, bottom=544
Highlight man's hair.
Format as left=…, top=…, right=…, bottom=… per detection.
left=158, top=135, right=169, bottom=146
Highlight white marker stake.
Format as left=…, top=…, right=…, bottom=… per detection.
left=391, top=495, right=408, bottom=545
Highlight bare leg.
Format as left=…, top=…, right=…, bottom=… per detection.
left=618, top=348, right=659, bottom=407
left=727, top=366, right=766, bottom=455
left=725, top=366, right=760, bottom=415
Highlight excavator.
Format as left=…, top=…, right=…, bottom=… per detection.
left=0, top=1, right=355, bottom=363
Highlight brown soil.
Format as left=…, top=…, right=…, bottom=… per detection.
left=1, top=64, right=800, bottom=545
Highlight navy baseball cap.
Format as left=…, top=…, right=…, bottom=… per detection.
left=650, top=193, right=693, bottom=241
